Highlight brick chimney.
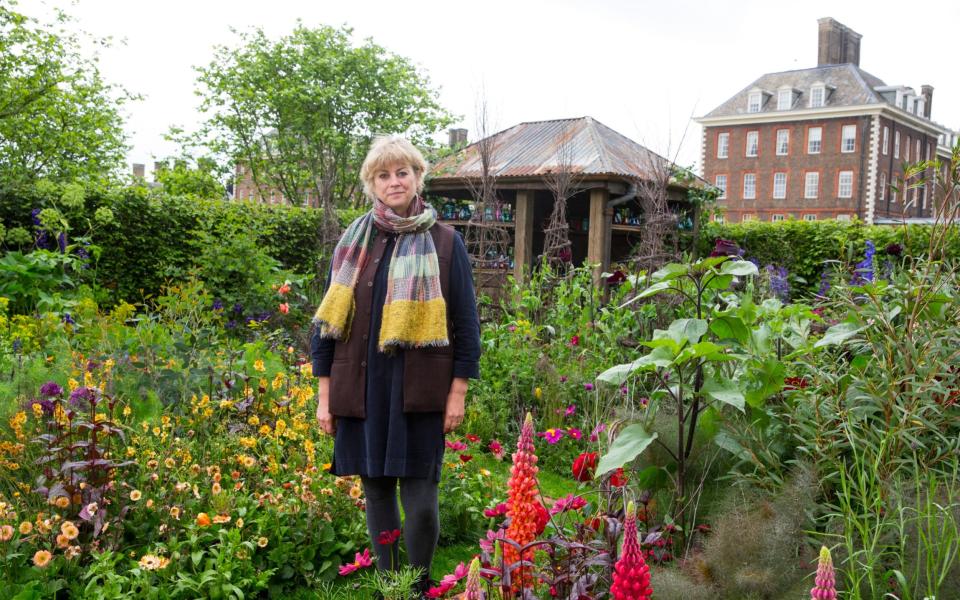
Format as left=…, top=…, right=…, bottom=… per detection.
left=817, top=18, right=862, bottom=67
left=132, top=163, right=145, bottom=178
left=448, top=128, right=468, bottom=148
left=921, top=85, right=934, bottom=118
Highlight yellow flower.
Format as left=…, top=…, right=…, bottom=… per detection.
left=164, top=457, right=176, bottom=469
left=32, top=550, right=52, bottom=568
left=31, top=403, right=43, bottom=419
left=241, top=455, right=256, bottom=469
left=321, top=462, right=332, bottom=471
left=122, top=406, right=132, bottom=417
left=247, top=415, right=260, bottom=427
left=534, top=387, right=542, bottom=399
left=18, top=521, right=32, bottom=535
left=253, top=359, right=265, bottom=372
left=348, top=485, right=362, bottom=499
left=236, top=518, right=244, bottom=529
left=257, top=537, right=268, bottom=548
left=130, top=489, right=143, bottom=503
left=60, top=521, right=79, bottom=540
left=258, top=424, right=271, bottom=436
left=170, top=506, right=181, bottom=520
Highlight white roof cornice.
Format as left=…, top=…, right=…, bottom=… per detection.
left=697, top=103, right=946, bottom=136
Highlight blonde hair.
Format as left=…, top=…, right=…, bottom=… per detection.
left=360, top=135, right=429, bottom=201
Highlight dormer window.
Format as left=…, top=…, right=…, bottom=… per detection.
left=748, top=91, right=763, bottom=113
left=777, top=88, right=794, bottom=110
left=809, top=84, right=826, bottom=108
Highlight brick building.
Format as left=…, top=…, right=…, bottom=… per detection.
left=697, top=18, right=955, bottom=224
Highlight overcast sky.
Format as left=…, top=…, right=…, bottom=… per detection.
left=25, top=0, right=960, bottom=177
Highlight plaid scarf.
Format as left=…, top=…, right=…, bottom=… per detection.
left=312, top=196, right=448, bottom=351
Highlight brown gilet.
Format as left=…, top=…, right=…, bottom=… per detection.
left=327, top=222, right=456, bottom=418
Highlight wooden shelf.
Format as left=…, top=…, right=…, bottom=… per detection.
left=612, top=224, right=644, bottom=233
left=440, top=219, right=515, bottom=228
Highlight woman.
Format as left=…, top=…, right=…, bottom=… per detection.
left=311, top=135, right=480, bottom=595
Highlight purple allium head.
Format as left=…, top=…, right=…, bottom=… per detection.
left=226, top=320, right=237, bottom=329
left=62, top=313, right=75, bottom=325
left=584, top=382, right=594, bottom=392
left=885, top=242, right=903, bottom=257
left=212, top=298, right=224, bottom=311
left=709, top=238, right=743, bottom=258
left=559, top=375, right=568, bottom=383
left=232, top=303, right=244, bottom=314
left=40, top=382, right=63, bottom=397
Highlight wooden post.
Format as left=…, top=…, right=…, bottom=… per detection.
left=514, top=190, right=535, bottom=281
left=587, top=188, right=610, bottom=284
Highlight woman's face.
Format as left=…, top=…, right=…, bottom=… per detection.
left=374, top=163, right=417, bottom=216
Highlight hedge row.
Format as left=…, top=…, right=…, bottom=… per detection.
left=697, top=220, right=960, bottom=292
left=0, top=185, right=359, bottom=304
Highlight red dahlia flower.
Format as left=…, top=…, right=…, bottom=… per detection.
left=572, top=452, right=598, bottom=482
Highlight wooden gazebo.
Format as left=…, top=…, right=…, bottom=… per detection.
left=426, top=117, right=698, bottom=287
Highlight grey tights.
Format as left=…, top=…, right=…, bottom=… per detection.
left=360, top=476, right=439, bottom=582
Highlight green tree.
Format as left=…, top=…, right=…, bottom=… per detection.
left=190, top=23, right=453, bottom=238
left=153, top=157, right=227, bottom=200
left=0, top=2, right=133, bottom=186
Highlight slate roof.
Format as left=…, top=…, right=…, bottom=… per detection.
left=430, top=117, right=675, bottom=182
left=704, top=63, right=888, bottom=118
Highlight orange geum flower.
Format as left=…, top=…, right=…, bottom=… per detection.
left=60, top=521, right=79, bottom=540
left=129, top=490, right=142, bottom=501
left=0, top=525, right=14, bottom=541
left=196, top=512, right=211, bottom=527
left=56, top=534, right=70, bottom=548
left=53, top=496, right=70, bottom=509
left=170, top=506, right=181, bottom=520
left=32, top=550, right=52, bottom=568
left=65, top=545, right=81, bottom=559
left=18, top=521, right=32, bottom=535
left=257, top=536, right=268, bottom=548
left=212, top=514, right=231, bottom=525
left=212, top=482, right=222, bottom=495
left=164, top=458, right=176, bottom=469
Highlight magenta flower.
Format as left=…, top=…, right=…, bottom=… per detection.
left=559, top=375, right=568, bottom=383
left=549, top=494, right=587, bottom=515
left=537, top=428, right=565, bottom=444
left=483, top=502, right=509, bottom=518
left=445, top=440, right=467, bottom=452
left=568, top=427, right=582, bottom=440
left=338, top=548, right=372, bottom=576
left=488, top=439, right=504, bottom=460
left=589, top=422, right=607, bottom=442
left=564, top=404, right=577, bottom=417
left=584, top=382, right=594, bottom=391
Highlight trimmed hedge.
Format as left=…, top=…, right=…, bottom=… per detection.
left=0, top=184, right=356, bottom=305
left=697, top=220, right=960, bottom=294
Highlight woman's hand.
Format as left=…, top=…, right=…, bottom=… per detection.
left=315, top=377, right=336, bottom=435
left=444, top=378, right=468, bottom=434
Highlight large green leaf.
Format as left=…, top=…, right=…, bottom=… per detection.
left=714, top=431, right=753, bottom=462
left=596, top=424, right=658, bottom=478
left=651, top=263, right=690, bottom=282
left=635, top=280, right=673, bottom=299
left=814, top=321, right=866, bottom=348
left=675, top=341, right=726, bottom=365
left=667, top=318, right=708, bottom=345
left=720, top=260, right=759, bottom=276
left=709, top=316, right=750, bottom=344
left=596, top=347, right=674, bottom=385
left=743, top=358, right=785, bottom=408
left=701, top=377, right=745, bottom=412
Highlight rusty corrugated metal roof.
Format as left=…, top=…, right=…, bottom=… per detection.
left=430, top=116, right=673, bottom=182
